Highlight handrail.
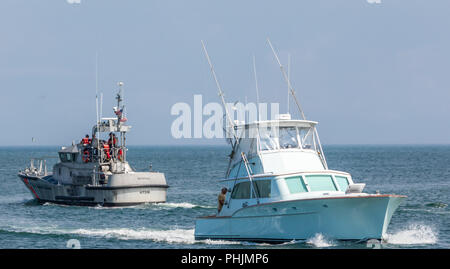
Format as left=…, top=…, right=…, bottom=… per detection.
left=219, top=169, right=351, bottom=182
left=241, top=152, right=260, bottom=204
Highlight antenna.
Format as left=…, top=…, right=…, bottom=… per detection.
left=95, top=52, right=99, bottom=128
left=287, top=53, right=290, bottom=114
left=267, top=38, right=306, bottom=120
left=201, top=40, right=239, bottom=145
left=100, top=92, right=103, bottom=123
left=252, top=55, right=260, bottom=121
left=116, top=81, right=124, bottom=124
left=95, top=52, right=100, bottom=158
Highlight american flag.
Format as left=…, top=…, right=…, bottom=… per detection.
left=115, top=108, right=123, bottom=116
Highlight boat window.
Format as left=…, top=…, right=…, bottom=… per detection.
left=279, top=127, right=299, bottom=149
left=231, top=181, right=251, bottom=199
left=252, top=180, right=271, bottom=198
left=59, top=153, right=68, bottom=162
left=285, top=176, right=308, bottom=194
left=259, top=127, right=279, bottom=151
left=299, top=127, right=315, bottom=150
left=305, top=175, right=337, bottom=192
left=335, top=176, right=349, bottom=192
left=271, top=180, right=281, bottom=198
left=66, top=153, right=74, bottom=162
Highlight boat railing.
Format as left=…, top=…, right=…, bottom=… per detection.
left=21, top=157, right=56, bottom=177
left=241, top=152, right=260, bottom=204
left=219, top=169, right=351, bottom=182
left=79, top=143, right=126, bottom=164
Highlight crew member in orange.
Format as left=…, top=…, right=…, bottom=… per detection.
left=81, top=134, right=90, bottom=146
left=108, top=133, right=118, bottom=158
left=103, top=143, right=111, bottom=161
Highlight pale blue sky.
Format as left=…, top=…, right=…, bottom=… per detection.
left=1, top=0, right=450, bottom=146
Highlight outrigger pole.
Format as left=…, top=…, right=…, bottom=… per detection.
left=252, top=55, right=260, bottom=121
left=287, top=53, right=290, bottom=114
left=201, top=40, right=239, bottom=146
left=267, top=38, right=306, bottom=120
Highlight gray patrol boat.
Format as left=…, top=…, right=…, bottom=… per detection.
left=18, top=83, right=168, bottom=206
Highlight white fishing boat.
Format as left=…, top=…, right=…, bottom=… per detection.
left=194, top=40, right=406, bottom=242
left=18, top=83, right=168, bottom=206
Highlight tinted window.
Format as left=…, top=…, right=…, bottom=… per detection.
left=335, top=176, right=349, bottom=192
left=231, top=182, right=251, bottom=199
left=59, top=153, right=68, bottom=162
left=253, top=180, right=271, bottom=198
left=305, top=175, right=337, bottom=192
left=285, top=176, right=308, bottom=194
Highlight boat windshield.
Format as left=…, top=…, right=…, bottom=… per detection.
left=259, top=126, right=316, bottom=151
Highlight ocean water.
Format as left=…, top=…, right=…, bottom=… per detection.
left=0, top=145, right=448, bottom=249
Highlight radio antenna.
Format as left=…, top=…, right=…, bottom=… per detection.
left=95, top=52, right=99, bottom=127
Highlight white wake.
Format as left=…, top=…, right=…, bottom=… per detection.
left=384, top=224, right=438, bottom=245
left=306, top=233, right=336, bottom=248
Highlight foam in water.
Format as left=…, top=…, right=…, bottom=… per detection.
left=72, top=228, right=197, bottom=244
left=159, top=202, right=209, bottom=209
left=88, top=202, right=213, bottom=210
left=70, top=228, right=239, bottom=245
left=306, top=233, right=336, bottom=248
left=384, top=224, right=438, bottom=245
left=1, top=225, right=238, bottom=246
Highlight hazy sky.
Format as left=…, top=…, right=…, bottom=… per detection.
left=1, top=0, right=450, bottom=146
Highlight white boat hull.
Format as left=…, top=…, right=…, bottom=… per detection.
left=195, top=194, right=405, bottom=242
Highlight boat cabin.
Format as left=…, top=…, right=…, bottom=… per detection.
left=227, top=117, right=328, bottom=179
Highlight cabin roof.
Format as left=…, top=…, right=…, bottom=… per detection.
left=58, top=145, right=79, bottom=154
left=236, top=119, right=318, bottom=129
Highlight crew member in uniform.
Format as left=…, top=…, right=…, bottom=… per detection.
left=81, top=135, right=90, bottom=146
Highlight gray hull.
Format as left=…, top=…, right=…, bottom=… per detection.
left=18, top=174, right=168, bottom=207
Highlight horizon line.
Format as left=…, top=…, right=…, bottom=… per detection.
left=2, top=143, right=450, bottom=147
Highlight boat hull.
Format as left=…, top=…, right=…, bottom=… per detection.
left=195, top=195, right=405, bottom=242
left=18, top=175, right=168, bottom=207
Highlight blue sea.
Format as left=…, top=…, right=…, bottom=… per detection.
left=0, top=145, right=448, bottom=249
